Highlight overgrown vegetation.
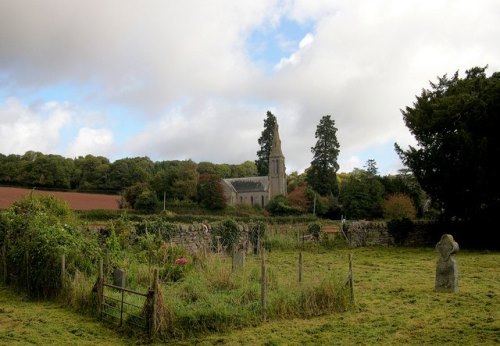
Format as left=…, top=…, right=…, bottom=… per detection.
left=0, top=194, right=101, bottom=297
left=0, top=197, right=352, bottom=341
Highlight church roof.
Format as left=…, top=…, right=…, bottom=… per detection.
left=223, top=176, right=269, bottom=193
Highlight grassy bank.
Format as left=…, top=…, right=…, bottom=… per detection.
left=1, top=247, right=498, bottom=345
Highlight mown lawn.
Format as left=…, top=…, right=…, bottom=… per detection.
left=1, top=247, right=498, bottom=345
left=0, top=287, right=129, bottom=346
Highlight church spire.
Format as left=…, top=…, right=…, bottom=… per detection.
left=270, top=124, right=283, bottom=157
left=268, top=121, right=286, bottom=198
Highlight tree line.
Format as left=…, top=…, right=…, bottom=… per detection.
left=0, top=149, right=424, bottom=219
left=1, top=65, right=497, bottom=241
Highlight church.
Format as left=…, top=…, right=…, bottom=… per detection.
left=221, top=123, right=287, bottom=207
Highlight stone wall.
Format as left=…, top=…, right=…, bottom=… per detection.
left=345, top=220, right=439, bottom=247
left=170, top=223, right=252, bottom=254
left=346, top=220, right=393, bottom=247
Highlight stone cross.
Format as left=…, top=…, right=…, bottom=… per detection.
left=435, top=234, right=459, bottom=292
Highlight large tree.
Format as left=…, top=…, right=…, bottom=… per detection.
left=339, top=167, right=385, bottom=219
left=255, top=111, right=277, bottom=176
left=395, top=66, right=500, bottom=224
left=306, top=115, right=340, bottom=196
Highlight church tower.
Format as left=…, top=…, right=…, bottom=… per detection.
left=268, top=123, right=287, bottom=199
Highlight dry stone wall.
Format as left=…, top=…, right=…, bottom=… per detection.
left=346, top=221, right=393, bottom=247
left=170, top=222, right=252, bottom=254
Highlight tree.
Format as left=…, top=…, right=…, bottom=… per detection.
left=230, top=160, right=258, bottom=178
left=364, top=159, right=378, bottom=175
left=395, top=66, right=500, bottom=225
left=197, top=173, right=227, bottom=209
left=151, top=160, right=198, bottom=201
left=382, top=193, right=417, bottom=220
left=306, top=115, right=340, bottom=196
left=380, top=169, right=426, bottom=218
left=255, top=111, right=277, bottom=176
left=73, top=155, right=110, bottom=190
left=339, top=168, right=385, bottom=219
left=108, top=157, right=154, bottom=191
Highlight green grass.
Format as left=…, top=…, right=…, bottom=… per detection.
left=1, top=247, right=499, bottom=345
left=0, top=286, right=128, bottom=346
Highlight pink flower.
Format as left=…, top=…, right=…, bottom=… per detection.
left=175, top=257, right=188, bottom=265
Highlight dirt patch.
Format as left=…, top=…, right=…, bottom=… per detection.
left=0, top=187, right=121, bottom=210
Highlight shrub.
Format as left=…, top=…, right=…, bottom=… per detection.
left=0, top=194, right=101, bottom=297
left=265, top=195, right=302, bottom=216
left=307, top=222, right=322, bottom=241
left=382, top=193, right=417, bottom=220
left=211, top=219, right=240, bottom=252
left=134, top=190, right=160, bottom=213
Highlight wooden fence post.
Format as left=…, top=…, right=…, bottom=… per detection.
left=25, top=251, right=29, bottom=293
left=97, top=258, right=104, bottom=318
left=348, top=253, right=354, bottom=305
left=60, top=254, right=66, bottom=289
left=2, top=243, right=6, bottom=285
left=298, top=251, right=303, bottom=283
left=261, top=250, right=267, bottom=321
left=119, top=289, right=125, bottom=326
left=150, top=268, right=159, bottom=339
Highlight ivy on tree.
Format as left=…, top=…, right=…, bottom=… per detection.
left=306, top=115, right=340, bottom=196
left=255, top=111, right=277, bottom=176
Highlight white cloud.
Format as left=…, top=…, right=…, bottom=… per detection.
left=67, top=127, right=114, bottom=158
left=1, top=0, right=499, bottom=174
left=126, top=98, right=262, bottom=164
left=275, top=33, right=314, bottom=70
left=0, top=97, right=72, bottom=154
left=339, top=155, right=362, bottom=173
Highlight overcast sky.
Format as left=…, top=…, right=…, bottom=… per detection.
left=1, top=0, right=499, bottom=175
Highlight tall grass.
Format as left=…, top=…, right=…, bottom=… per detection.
left=59, top=270, right=96, bottom=314
left=152, top=251, right=351, bottom=338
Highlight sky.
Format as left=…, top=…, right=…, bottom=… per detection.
left=1, top=0, right=499, bottom=175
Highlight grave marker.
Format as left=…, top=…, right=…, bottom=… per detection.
left=435, top=234, right=459, bottom=292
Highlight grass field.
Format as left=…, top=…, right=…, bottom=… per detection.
left=1, top=247, right=498, bottom=345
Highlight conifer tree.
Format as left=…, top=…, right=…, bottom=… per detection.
left=306, top=115, right=340, bottom=196
left=255, top=111, right=277, bottom=176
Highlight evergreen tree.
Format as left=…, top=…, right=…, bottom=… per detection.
left=255, top=111, right=277, bottom=176
left=395, top=66, right=500, bottom=224
left=306, top=115, right=340, bottom=196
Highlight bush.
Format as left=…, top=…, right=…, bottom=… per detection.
left=383, top=193, right=417, bottom=220
left=0, top=194, right=101, bottom=297
left=266, top=195, right=302, bottom=216
left=307, top=222, right=322, bottom=241
left=211, top=219, right=240, bottom=252
left=134, top=190, right=160, bottom=213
